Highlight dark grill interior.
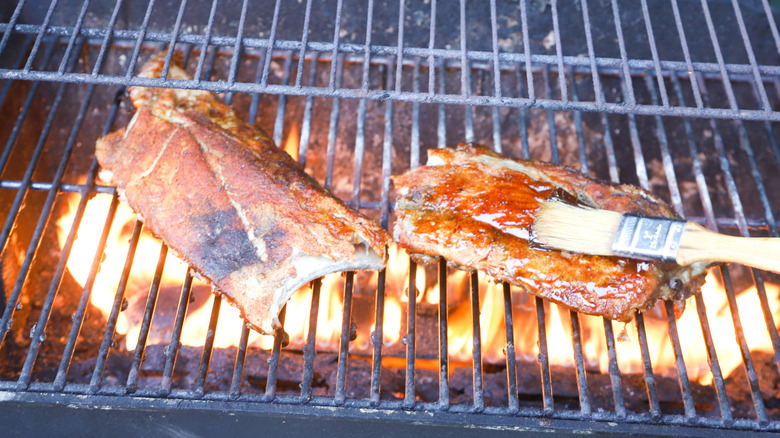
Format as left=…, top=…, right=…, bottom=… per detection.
left=2, top=0, right=780, bottom=435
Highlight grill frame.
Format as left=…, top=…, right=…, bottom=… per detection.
left=1, top=0, right=780, bottom=435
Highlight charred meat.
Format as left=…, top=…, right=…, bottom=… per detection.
left=96, top=52, right=390, bottom=334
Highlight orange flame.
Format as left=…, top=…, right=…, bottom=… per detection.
left=283, top=123, right=300, bottom=162
left=57, top=193, right=780, bottom=383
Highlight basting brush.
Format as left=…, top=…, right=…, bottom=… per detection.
left=533, top=200, right=780, bottom=273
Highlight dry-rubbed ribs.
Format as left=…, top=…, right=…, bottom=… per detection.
left=393, top=144, right=708, bottom=322
left=96, top=52, right=390, bottom=334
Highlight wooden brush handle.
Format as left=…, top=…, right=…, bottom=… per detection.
left=677, top=222, right=780, bottom=273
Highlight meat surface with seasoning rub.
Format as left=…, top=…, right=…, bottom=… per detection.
left=96, top=52, right=390, bottom=334
left=393, top=144, right=707, bottom=322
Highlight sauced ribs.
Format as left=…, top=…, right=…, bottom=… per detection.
left=96, top=52, right=390, bottom=334
left=393, top=144, right=708, bottom=322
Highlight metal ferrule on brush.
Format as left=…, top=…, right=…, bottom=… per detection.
left=611, top=215, right=687, bottom=262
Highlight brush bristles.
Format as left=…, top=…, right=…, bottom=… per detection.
left=534, top=201, right=624, bottom=256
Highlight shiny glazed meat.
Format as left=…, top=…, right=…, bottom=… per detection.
left=393, top=144, right=708, bottom=322
left=96, top=52, right=390, bottom=334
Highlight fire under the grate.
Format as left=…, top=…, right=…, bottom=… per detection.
left=1, top=38, right=780, bottom=428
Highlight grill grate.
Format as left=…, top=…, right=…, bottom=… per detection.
left=1, top=0, right=780, bottom=435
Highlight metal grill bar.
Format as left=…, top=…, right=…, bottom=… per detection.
left=730, top=0, right=771, bottom=112
left=570, top=69, right=626, bottom=418
left=730, top=86, right=780, bottom=378
left=0, top=0, right=25, bottom=60
left=53, top=191, right=118, bottom=390
left=327, top=0, right=343, bottom=91
left=664, top=300, right=696, bottom=419
left=125, top=243, right=167, bottom=393
left=519, top=0, right=534, bottom=101
left=272, top=51, right=294, bottom=146
left=763, top=0, right=780, bottom=56
left=6, top=21, right=780, bottom=80
left=699, top=0, right=738, bottom=111
left=351, top=97, right=367, bottom=207
left=602, top=319, right=626, bottom=418
left=640, top=0, right=669, bottom=108
left=535, top=297, right=553, bottom=412
left=515, top=65, right=530, bottom=159
left=644, top=73, right=683, bottom=214
left=0, top=42, right=68, bottom=349
left=4, top=64, right=779, bottom=121
left=334, top=272, right=354, bottom=404
left=194, top=294, right=221, bottom=396
left=50, top=81, right=121, bottom=390
left=23, top=0, right=58, bottom=73
left=324, top=55, right=343, bottom=188
left=569, top=67, right=589, bottom=175
left=394, top=0, right=405, bottom=94
left=491, top=73, right=501, bottom=151
left=459, top=0, right=468, bottom=99
left=371, top=58, right=393, bottom=406
left=0, top=35, right=31, bottom=109
left=542, top=65, right=559, bottom=164
left=670, top=72, right=732, bottom=422
left=635, top=312, right=661, bottom=418
left=298, top=53, right=319, bottom=165
left=437, top=259, right=449, bottom=409
left=124, top=0, right=156, bottom=80
left=260, top=0, right=282, bottom=88
left=226, top=0, right=249, bottom=95
left=569, top=311, right=590, bottom=417
left=611, top=0, right=635, bottom=106
left=248, top=48, right=268, bottom=123
left=645, top=70, right=705, bottom=419
left=369, top=271, right=384, bottom=405
left=489, top=0, right=501, bottom=98
left=622, top=84, right=649, bottom=189
left=193, top=0, right=218, bottom=82
left=89, top=220, right=143, bottom=392
left=264, top=306, right=286, bottom=400
left=670, top=0, right=703, bottom=109
left=720, top=267, right=769, bottom=423
left=469, top=272, right=484, bottom=412
left=550, top=0, right=566, bottom=103
left=697, top=72, right=771, bottom=422
left=301, top=279, right=322, bottom=401
left=361, top=0, right=374, bottom=93
left=410, top=58, right=421, bottom=168
left=501, top=283, right=518, bottom=413
left=580, top=0, right=603, bottom=106
left=437, top=62, right=446, bottom=148
left=17, top=80, right=97, bottom=389
left=764, top=80, right=780, bottom=169
left=160, top=0, right=188, bottom=79
left=404, top=261, right=417, bottom=409
left=229, top=324, right=250, bottom=398
left=57, top=0, right=90, bottom=74
left=0, top=40, right=56, bottom=191
left=463, top=66, right=474, bottom=143
left=693, top=293, right=732, bottom=423
left=161, top=269, right=194, bottom=395
left=294, top=0, right=313, bottom=89
left=427, top=0, right=436, bottom=97
left=90, top=0, right=123, bottom=77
